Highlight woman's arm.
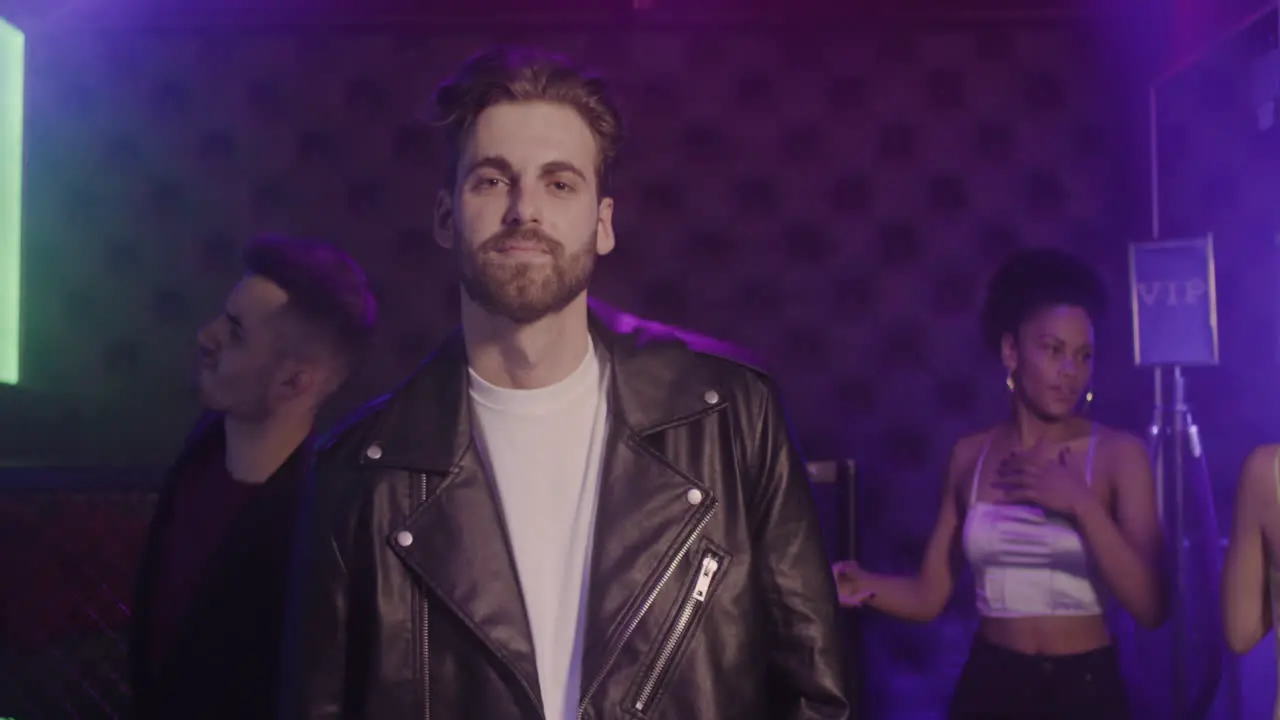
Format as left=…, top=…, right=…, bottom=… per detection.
left=1073, top=433, right=1167, bottom=629
left=835, top=442, right=971, bottom=623
left=1222, top=446, right=1276, bottom=654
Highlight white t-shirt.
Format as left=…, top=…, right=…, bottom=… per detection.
left=469, top=342, right=609, bottom=720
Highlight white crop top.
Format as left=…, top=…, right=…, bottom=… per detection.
left=961, top=429, right=1103, bottom=618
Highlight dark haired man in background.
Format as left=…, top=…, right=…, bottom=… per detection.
left=131, top=235, right=377, bottom=720
left=282, top=47, right=848, bottom=719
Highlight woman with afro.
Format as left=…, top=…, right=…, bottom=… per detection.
left=832, top=248, right=1166, bottom=719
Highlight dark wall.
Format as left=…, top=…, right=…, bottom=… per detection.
left=1, top=23, right=1158, bottom=716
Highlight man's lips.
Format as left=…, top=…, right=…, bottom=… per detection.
left=492, top=241, right=550, bottom=255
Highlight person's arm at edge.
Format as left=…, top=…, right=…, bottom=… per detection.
left=1223, top=445, right=1277, bottom=653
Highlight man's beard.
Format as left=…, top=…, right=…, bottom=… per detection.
left=457, top=226, right=596, bottom=325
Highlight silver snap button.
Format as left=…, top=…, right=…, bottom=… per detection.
left=365, top=443, right=383, bottom=460
left=686, top=488, right=704, bottom=505
left=703, top=389, right=719, bottom=405
left=395, top=531, right=413, bottom=547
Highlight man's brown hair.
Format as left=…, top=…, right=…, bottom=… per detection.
left=430, top=46, right=624, bottom=194
left=242, top=235, right=378, bottom=378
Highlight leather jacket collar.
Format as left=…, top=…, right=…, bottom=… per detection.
left=352, top=311, right=729, bottom=475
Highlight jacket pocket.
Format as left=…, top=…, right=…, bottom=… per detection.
left=631, top=545, right=728, bottom=715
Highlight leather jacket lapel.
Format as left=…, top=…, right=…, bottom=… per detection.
left=390, top=444, right=543, bottom=711
left=578, top=427, right=716, bottom=690
left=577, top=326, right=727, bottom=692
left=366, top=330, right=542, bottom=710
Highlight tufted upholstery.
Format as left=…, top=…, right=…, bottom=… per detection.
left=0, top=23, right=1163, bottom=717
left=0, top=470, right=157, bottom=719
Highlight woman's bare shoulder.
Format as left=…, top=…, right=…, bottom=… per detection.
left=952, top=428, right=996, bottom=457
left=1090, top=423, right=1149, bottom=458
left=1076, top=425, right=1151, bottom=494
left=945, top=427, right=999, bottom=487
left=1238, top=444, right=1280, bottom=504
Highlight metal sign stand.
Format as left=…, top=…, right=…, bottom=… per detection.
left=1146, top=51, right=1222, bottom=712
left=1145, top=365, right=1205, bottom=718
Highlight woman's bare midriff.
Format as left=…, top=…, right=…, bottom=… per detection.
left=978, top=614, right=1113, bottom=655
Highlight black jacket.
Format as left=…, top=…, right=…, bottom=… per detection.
left=132, top=413, right=309, bottom=720
left=280, top=314, right=850, bottom=719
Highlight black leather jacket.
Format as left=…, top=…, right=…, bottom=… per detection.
left=133, top=414, right=309, bottom=720
left=280, top=314, right=850, bottom=719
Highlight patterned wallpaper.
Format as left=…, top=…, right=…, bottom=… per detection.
left=1, top=23, right=1162, bottom=717
left=11, top=25, right=1143, bottom=457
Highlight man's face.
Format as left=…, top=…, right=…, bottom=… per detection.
left=435, top=101, right=616, bottom=324
left=195, top=275, right=293, bottom=420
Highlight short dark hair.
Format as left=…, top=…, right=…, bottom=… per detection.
left=979, top=247, right=1107, bottom=353
left=429, top=46, right=624, bottom=193
left=242, top=235, right=377, bottom=375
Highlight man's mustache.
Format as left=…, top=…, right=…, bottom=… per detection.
left=478, top=227, right=563, bottom=256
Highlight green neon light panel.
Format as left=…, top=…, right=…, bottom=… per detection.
left=0, top=18, right=21, bottom=385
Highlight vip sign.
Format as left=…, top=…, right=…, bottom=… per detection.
left=1129, top=236, right=1220, bottom=366
left=1133, top=278, right=1209, bottom=307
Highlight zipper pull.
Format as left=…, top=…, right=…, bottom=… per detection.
left=691, top=555, right=721, bottom=601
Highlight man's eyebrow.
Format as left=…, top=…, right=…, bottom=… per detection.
left=463, top=155, right=515, bottom=177
left=539, top=161, right=588, bottom=182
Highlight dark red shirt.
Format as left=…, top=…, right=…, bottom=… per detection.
left=144, top=442, right=262, bottom=669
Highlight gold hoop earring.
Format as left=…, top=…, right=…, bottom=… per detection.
left=1006, top=371, right=1015, bottom=392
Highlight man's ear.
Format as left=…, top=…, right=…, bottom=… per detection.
left=434, top=190, right=455, bottom=249
left=273, top=361, right=318, bottom=405
left=595, top=196, right=616, bottom=256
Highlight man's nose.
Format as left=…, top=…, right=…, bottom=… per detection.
left=503, top=185, right=542, bottom=226
left=196, top=322, right=220, bottom=352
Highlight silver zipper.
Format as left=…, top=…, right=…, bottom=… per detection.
left=632, top=551, right=722, bottom=712
left=576, top=502, right=718, bottom=719
left=419, top=473, right=431, bottom=720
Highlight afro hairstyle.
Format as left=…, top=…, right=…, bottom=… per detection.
left=978, top=247, right=1107, bottom=354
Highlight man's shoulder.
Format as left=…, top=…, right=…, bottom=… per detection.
left=315, top=393, right=394, bottom=459
left=593, top=300, right=770, bottom=383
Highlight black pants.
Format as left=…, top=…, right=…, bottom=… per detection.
left=948, top=637, right=1130, bottom=720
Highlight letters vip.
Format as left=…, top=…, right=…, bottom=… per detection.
left=1136, top=279, right=1207, bottom=306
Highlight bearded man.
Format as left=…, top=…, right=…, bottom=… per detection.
left=280, top=47, right=850, bottom=720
